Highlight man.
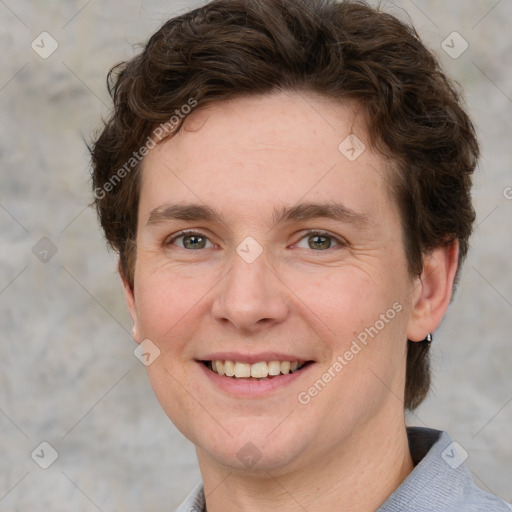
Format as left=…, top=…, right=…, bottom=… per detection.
left=90, top=0, right=511, bottom=510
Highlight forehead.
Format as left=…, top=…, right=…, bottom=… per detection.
left=139, top=91, right=395, bottom=227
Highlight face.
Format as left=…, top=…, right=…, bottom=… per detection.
left=126, top=91, right=421, bottom=474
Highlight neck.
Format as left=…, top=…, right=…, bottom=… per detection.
left=197, top=413, right=414, bottom=512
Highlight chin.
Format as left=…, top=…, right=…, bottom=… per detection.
left=193, top=418, right=316, bottom=475
left=203, top=443, right=303, bottom=475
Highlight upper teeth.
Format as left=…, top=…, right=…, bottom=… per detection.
left=211, top=360, right=302, bottom=378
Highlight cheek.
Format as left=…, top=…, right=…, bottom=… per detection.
left=293, top=265, right=397, bottom=334
left=300, top=265, right=410, bottom=382
left=133, top=262, right=216, bottom=351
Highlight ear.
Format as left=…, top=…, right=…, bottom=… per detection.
left=119, top=259, right=141, bottom=344
left=407, top=240, right=459, bottom=342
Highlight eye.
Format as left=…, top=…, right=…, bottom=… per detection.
left=166, top=231, right=214, bottom=250
left=295, top=231, right=343, bottom=251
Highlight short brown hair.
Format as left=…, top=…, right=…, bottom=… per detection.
left=90, top=0, right=479, bottom=409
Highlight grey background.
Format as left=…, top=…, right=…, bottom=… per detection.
left=0, top=0, right=511, bottom=510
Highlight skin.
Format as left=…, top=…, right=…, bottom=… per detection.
left=123, top=91, right=458, bottom=511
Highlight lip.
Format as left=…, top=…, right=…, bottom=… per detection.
left=197, top=352, right=311, bottom=364
left=196, top=359, right=315, bottom=398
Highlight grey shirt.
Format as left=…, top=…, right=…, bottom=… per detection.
left=176, top=427, right=511, bottom=511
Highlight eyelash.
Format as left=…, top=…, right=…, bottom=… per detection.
left=164, top=230, right=214, bottom=249
left=165, top=229, right=345, bottom=251
left=295, top=230, right=345, bottom=250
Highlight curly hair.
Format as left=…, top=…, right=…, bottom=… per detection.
left=90, top=0, right=479, bottom=410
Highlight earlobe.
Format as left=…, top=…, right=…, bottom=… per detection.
left=119, top=260, right=141, bottom=344
left=407, top=241, right=459, bottom=342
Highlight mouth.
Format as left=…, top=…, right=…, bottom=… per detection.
left=201, top=359, right=313, bottom=380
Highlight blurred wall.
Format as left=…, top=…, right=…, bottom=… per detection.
left=1, top=0, right=511, bottom=510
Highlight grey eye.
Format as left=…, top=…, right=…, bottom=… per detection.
left=172, top=233, right=213, bottom=250
left=308, top=234, right=334, bottom=250
left=295, top=232, right=341, bottom=250
left=184, top=235, right=206, bottom=249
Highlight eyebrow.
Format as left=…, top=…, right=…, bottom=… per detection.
left=271, top=202, right=370, bottom=229
left=146, top=201, right=370, bottom=230
left=146, top=203, right=222, bottom=226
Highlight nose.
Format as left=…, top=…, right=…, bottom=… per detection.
left=211, top=249, right=289, bottom=333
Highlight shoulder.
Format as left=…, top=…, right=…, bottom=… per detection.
left=378, top=428, right=512, bottom=512
left=175, top=482, right=205, bottom=512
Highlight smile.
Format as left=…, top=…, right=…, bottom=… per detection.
left=205, top=360, right=309, bottom=380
